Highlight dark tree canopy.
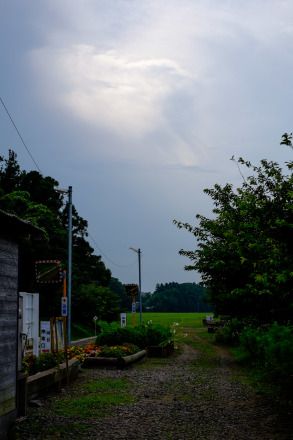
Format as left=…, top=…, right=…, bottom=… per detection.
left=174, top=155, right=293, bottom=324
left=143, top=282, right=212, bottom=313
left=0, top=151, right=114, bottom=323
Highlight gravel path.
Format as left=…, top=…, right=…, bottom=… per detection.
left=14, top=327, right=293, bottom=440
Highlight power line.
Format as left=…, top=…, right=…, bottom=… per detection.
left=0, top=97, right=43, bottom=175
left=88, top=232, right=138, bottom=268
left=1, top=98, right=137, bottom=270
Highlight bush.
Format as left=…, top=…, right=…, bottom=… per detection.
left=215, top=318, right=244, bottom=345
left=239, top=322, right=293, bottom=400
left=22, top=352, right=66, bottom=376
left=94, top=322, right=172, bottom=349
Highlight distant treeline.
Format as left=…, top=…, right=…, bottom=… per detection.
left=142, top=282, right=213, bottom=313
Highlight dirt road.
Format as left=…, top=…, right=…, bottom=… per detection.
left=13, top=327, right=293, bottom=440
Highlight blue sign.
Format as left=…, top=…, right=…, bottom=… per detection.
left=132, top=302, right=136, bottom=313
left=61, top=297, right=67, bottom=316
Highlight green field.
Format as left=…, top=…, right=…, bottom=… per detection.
left=126, top=312, right=212, bottom=328
left=72, top=312, right=213, bottom=340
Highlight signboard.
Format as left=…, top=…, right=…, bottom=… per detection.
left=206, top=315, right=214, bottom=321
left=40, top=321, right=51, bottom=353
left=125, top=284, right=139, bottom=297
left=120, top=313, right=127, bottom=327
left=61, top=297, right=67, bottom=316
left=132, top=303, right=136, bottom=313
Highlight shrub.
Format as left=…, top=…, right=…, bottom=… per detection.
left=22, top=352, right=66, bottom=376
left=215, top=318, right=244, bottom=345
left=238, top=322, right=293, bottom=400
left=94, top=322, right=172, bottom=349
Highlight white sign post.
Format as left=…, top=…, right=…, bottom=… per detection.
left=120, top=313, right=127, bottom=328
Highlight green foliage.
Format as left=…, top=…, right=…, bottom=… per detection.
left=238, top=323, right=293, bottom=400
left=91, top=343, right=140, bottom=358
left=95, top=322, right=172, bottom=349
left=109, top=277, right=132, bottom=311
left=144, top=282, right=213, bottom=313
left=0, top=151, right=114, bottom=323
left=214, top=319, right=244, bottom=345
left=174, top=155, right=293, bottom=324
left=72, top=283, right=121, bottom=325
left=22, top=352, right=66, bottom=376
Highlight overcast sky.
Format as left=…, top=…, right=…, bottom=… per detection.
left=1, top=1, right=293, bottom=292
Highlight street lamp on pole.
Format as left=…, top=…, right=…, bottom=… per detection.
left=129, top=247, right=142, bottom=324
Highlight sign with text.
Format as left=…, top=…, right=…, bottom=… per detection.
left=120, top=313, right=127, bottom=327
left=40, top=321, right=51, bottom=353
left=61, top=297, right=67, bottom=316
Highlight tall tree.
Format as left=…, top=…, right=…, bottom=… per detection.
left=0, top=151, right=113, bottom=323
left=174, top=157, right=293, bottom=324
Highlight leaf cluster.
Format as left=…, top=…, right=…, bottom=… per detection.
left=144, top=282, right=212, bottom=312
left=94, top=322, right=172, bottom=349
left=174, top=155, right=293, bottom=324
left=0, top=151, right=120, bottom=325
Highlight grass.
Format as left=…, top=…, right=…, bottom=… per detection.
left=71, top=312, right=212, bottom=341
left=127, top=312, right=211, bottom=328
left=52, top=378, right=134, bottom=418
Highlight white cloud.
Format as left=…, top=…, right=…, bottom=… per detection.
left=28, top=0, right=293, bottom=171
left=57, top=46, right=190, bottom=136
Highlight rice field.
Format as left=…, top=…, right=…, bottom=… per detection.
left=126, top=312, right=212, bottom=328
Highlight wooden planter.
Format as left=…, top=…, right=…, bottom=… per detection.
left=146, top=341, right=174, bottom=358
left=82, top=349, right=147, bottom=369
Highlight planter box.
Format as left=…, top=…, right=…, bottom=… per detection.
left=27, top=358, right=79, bottom=402
left=82, top=350, right=147, bottom=369
left=147, top=341, right=174, bottom=358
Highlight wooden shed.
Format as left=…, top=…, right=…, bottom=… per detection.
left=0, top=210, right=44, bottom=440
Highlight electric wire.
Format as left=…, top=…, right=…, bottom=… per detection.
left=0, top=97, right=43, bottom=175
left=1, top=98, right=136, bottom=270
left=88, top=232, right=138, bottom=268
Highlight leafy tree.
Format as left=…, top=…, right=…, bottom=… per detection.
left=144, top=282, right=212, bottom=313
left=174, top=157, right=293, bottom=324
left=109, top=277, right=132, bottom=311
left=0, top=150, right=22, bottom=195
left=72, top=283, right=121, bottom=325
left=0, top=150, right=114, bottom=325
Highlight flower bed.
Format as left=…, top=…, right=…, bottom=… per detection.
left=22, top=343, right=141, bottom=376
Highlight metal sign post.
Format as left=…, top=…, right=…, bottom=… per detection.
left=93, top=316, right=98, bottom=336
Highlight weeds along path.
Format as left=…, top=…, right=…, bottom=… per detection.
left=14, top=327, right=293, bottom=440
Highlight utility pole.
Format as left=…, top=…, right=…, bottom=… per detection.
left=129, top=247, right=142, bottom=324
left=55, top=186, right=72, bottom=344
left=67, top=186, right=72, bottom=344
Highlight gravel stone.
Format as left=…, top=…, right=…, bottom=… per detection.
left=13, top=328, right=293, bottom=440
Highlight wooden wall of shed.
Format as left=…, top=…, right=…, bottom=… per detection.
left=0, top=237, right=18, bottom=439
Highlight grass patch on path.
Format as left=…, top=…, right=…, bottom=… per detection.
left=52, top=378, right=134, bottom=418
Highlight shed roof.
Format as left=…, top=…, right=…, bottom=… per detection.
left=0, top=209, right=45, bottom=241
